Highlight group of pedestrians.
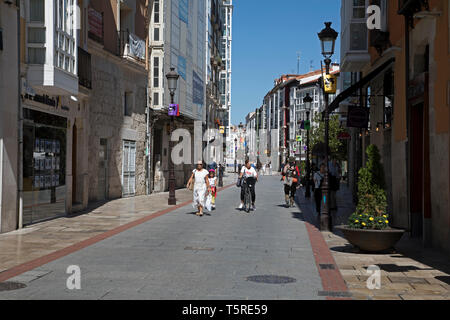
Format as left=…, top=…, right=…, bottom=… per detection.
left=186, top=161, right=219, bottom=217
left=186, top=157, right=341, bottom=217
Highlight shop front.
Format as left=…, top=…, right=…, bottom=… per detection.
left=22, top=108, right=68, bottom=225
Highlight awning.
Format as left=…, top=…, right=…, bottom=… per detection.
left=326, top=57, right=395, bottom=114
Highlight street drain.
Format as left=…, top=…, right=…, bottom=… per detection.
left=246, top=275, right=297, bottom=284
left=184, top=247, right=214, bottom=251
left=0, top=281, right=27, bottom=292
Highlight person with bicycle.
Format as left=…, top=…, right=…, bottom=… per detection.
left=282, top=157, right=300, bottom=207
left=238, top=159, right=258, bottom=211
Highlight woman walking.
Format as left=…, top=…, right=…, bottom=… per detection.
left=187, top=161, right=211, bottom=216
left=282, top=157, right=300, bottom=207
left=313, top=163, right=326, bottom=215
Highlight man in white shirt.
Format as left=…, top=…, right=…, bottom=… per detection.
left=239, top=159, right=258, bottom=210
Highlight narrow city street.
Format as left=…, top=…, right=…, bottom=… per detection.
left=0, top=175, right=335, bottom=300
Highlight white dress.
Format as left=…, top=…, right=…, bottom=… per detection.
left=192, top=169, right=209, bottom=209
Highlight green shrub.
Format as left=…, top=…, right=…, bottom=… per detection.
left=348, top=145, right=389, bottom=230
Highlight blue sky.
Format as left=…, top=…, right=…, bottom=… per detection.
left=230, top=0, right=341, bottom=125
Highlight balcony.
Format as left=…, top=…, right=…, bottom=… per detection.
left=340, top=20, right=370, bottom=72
left=78, top=47, right=92, bottom=89
left=88, top=8, right=104, bottom=44
left=118, top=30, right=145, bottom=62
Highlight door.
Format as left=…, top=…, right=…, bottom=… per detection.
left=410, top=103, right=424, bottom=238
left=72, top=124, right=77, bottom=204
left=122, top=140, right=136, bottom=197
left=98, top=138, right=108, bottom=201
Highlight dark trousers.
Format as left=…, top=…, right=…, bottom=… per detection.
left=284, top=184, right=297, bottom=198
left=314, top=188, right=322, bottom=214
left=241, top=180, right=256, bottom=204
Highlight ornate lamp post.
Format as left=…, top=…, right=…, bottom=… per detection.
left=318, top=22, right=338, bottom=231
left=303, top=92, right=313, bottom=199
left=166, top=67, right=179, bottom=205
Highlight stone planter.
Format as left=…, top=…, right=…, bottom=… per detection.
left=335, top=225, right=405, bottom=252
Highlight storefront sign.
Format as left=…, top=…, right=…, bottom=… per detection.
left=338, top=132, right=351, bottom=140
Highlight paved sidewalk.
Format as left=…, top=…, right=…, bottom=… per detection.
left=0, top=174, right=237, bottom=275
left=296, top=183, right=450, bottom=300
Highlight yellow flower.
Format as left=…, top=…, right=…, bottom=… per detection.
left=359, top=215, right=362, bottom=217
left=369, top=217, right=374, bottom=221
left=383, top=215, right=387, bottom=218
left=385, top=220, right=389, bottom=224
left=355, top=220, right=359, bottom=223
left=362, top=222, right=366, bottom=226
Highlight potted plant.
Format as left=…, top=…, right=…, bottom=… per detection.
left=336, top=145, right=404, bottom=252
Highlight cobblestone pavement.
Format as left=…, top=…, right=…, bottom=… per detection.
left=296, top=183, right=450, bottom=300
left=0, top=175, right=329, bottom=300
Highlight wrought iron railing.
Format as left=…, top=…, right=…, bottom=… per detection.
left=118, top=30, right=146, bottom=61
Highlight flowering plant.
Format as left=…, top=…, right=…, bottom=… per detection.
left=347, top=145, right=389, bottom=230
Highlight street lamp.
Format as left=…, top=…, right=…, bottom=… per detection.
left=303, top=92, right=313, bottom=199
left=166, top=67, right=179, bottom=206
left=318, top=22, right=338, bottom=74
left=318, top=22, right=338, bottom=231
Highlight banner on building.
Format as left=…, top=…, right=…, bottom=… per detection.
left=192, top=71, right=204, bottom=105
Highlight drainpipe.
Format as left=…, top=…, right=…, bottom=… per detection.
left=17, top=2, right=23, bottom=229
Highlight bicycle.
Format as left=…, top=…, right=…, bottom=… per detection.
left=242, top=176, right=255, bottom=213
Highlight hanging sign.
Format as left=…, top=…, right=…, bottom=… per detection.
left=304, top=120, right=311, bottom=130
left=347, top=106, right=369, bottom=128
left=323, top=74, right=337, bottom=94
left=338, top=132, right=351, bottom=140
left=168, top=104, right=179, bottom=116
left=296, top=135, right=302, bottom=142
left=219, top=126, right=225, bottom=134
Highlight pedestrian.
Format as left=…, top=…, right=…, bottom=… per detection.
left=282, top=157, right=300, bottom=207
left=187, top=161, right=211, bottom=216
left=328, top=159, right=341, bottom=211
left=208, top=169, right=217, bottom=210
left=313, top=163, right=326, bottom=215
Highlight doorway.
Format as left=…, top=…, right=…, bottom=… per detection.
left=98, top=138, right=108, bottom=201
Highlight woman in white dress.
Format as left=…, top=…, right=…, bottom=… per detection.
left=187, top=161, right=211, bottom=216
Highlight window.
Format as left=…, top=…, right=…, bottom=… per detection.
left=153, top=92, right=159, bottom=106
left=54, top=0, right=76, bottom=73
left=352, top=0, right=366, bottom=19
left=28, top=48, right=46, bottom=64
left=154, top=0, right=160, bottom=23
left=153, top=57, right=159, bottom=88
left=30, top=0, right=45, bottom=22
left=28, top=27, right=45, bottom=43
left=124, top=92, right=133, bottom=116
left=154, top=28, right=160, bottom=41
